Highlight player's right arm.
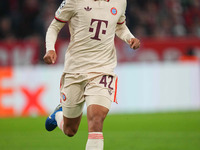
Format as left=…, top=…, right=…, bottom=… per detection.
left=44, top=19, right=65, bottom=64
left=44, top=0, right=76, bottom=64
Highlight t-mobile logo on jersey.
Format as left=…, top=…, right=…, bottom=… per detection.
left=89, top=19, right=108, bottom=41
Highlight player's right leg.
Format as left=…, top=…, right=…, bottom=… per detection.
left=45, top=104, right=83, bottom=137
left=54, top=73, right=86, bottom=137
left=45, top=104, right=62, bottom=131
left=56, top=103, right=84, bottom=137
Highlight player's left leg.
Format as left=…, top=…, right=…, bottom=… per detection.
left=85, top=96, right=111, bottom=150
left=84, top=73, right=117, bottom=150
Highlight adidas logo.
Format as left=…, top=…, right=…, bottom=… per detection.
left=108, top=89, right=113, bottom=95
left=84, top=6, right=92, bottom=11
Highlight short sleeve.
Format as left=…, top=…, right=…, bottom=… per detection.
left=55, top=0, right=76, bottom=23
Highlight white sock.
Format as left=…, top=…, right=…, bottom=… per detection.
left=55, top=111, right=64, bottom=132
left=86, top=132, right=104, bottom=150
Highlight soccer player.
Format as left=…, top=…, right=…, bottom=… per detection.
left=44, top=0, right=140, bottom=150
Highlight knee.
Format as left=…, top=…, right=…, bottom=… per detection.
left=63, top=127, right=77, bottom=137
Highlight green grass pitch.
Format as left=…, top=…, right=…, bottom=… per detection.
left=0, top=111, right=200, bottom=150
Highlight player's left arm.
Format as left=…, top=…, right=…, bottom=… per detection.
left=115, top=23, right=140, bottom=50
left=128, top=36, right=140, bottom=50
left=116, top=1, right=140, bottom=50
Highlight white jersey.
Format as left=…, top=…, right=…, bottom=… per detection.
left=47, top=0, right=134, bottom=74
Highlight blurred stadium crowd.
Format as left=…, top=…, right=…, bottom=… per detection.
left=0, top=0, right=200, bottom=41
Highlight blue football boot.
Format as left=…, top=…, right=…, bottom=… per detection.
left=45, top=104, right=62, bottom=131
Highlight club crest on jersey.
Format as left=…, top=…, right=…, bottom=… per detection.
left=110, top=7, right=117, bottom=15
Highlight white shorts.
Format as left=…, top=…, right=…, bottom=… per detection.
left=60, top=73, right=118, bottom=118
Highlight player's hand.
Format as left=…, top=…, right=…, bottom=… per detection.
left=43, top=50, right=57, bottom=64
left=129, top=38, right=140, bottom=50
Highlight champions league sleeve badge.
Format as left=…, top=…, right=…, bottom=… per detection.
left=56, top=0, right=66, bottom=16
left=59, top=0, right=66, bottom=9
